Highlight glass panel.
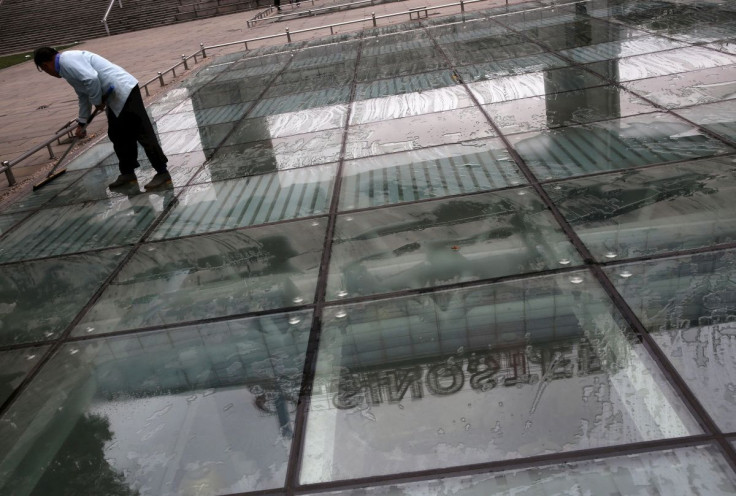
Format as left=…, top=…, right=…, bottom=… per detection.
left=228, top=51, right=292, bottom=73
left=158, top=121, right=235, bottom=155
left=497, top=7, right=579, bottom=32
left=430, top=23, right=523, bottom=48
left=273, top=59, right=354, bottom=87
left=361, top=29, right=434, bottom=56
left=290, top=42, right=359, bottom=69
left=547, top=157, right=736, bottom=260
left=179, top=77, right=271, bottom=109
left=0, top=212, right=29, bottom=236
left=264, top=68, right=355, bottom=98
left=357, top=47, right=447, bottom=81
left=345, top=107, right=496, bottom=160
left=443, top=41, right=546, bottom=67
left=559, top=35, right=687, bottom=64
left=0, top=193, right=172, bottom=263
left=152, top=163, right=337, bottom=239
left=1, top=171, right=85, bottom=214
left=455, top=53, right=569, bottom=84
left=612, top=3, right=736, bottom=43
left=0, top=347, right=49, bottom=406
left=485, top=85, right=657, bottom=135
left=707, top=40, right=736, bottom=55
left=0, top=312, right=311, bottom=495
left=606, top=249, right=736, bottom=432
left=147, top=87, right=192, bottom=118
left=0, top=249, right=126, bottom=345
left=309, top=445, right=736, bottom=495
left=327, top=189, right=582, bottom=299
left=515, top=17, right=644, bottom=52
left=350, top=86, right=474, bottom=125
left=675, top=99, right=736, bottom=143
left=198, top=128, right=343, bottom=182
left=508, top=113, right=734, bottom=181
left=250, top=87, right=352, bottom=118
left=302, top=273, right=700, bottom=483
left=467, top=66, right=607, bottom=105
left=355, top=71, right=456, bottom=101
left=586, top=47, right=736, bottom=83
left=223, top=105, right=348, bottom=146
left=154, top=103, right=249, bottom=133
left=74, top=219, right=326, bottom=335
left=624, top=65, right=736, bottom=109
left=46, top=152, right=204, bottom=207
left=64, top=142, right=116, bottom=171
left=339, top=138, right=524, bottom=210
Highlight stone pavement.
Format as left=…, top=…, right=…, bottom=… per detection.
left=0, top=0, right=519, bottom=204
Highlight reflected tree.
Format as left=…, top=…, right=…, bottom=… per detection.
left=29, top=413, right=139, bottom=496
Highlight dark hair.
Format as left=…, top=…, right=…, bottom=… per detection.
left=33, top=47, right=58, bottom=69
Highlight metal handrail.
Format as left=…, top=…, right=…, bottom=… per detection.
left=271, top=0, right=371, bottom=23
left=206, top=0, right=490, bottom=49
left=1, top=124, right=79, bottom=186
left=102, top=0, right=123, bottom=36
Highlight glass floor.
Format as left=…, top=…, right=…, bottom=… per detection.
left=2, top=0, right=736, bottom=494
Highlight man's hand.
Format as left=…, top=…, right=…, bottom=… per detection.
left=75, top=124, right=87, bottom=139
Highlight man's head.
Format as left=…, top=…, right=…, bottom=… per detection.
left=33, top=47, right=61, bottom=78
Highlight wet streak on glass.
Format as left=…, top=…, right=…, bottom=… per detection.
left=606, top=249, right=736, bottom=433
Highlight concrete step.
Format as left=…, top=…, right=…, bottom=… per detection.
left=0, top=0, right=259, bottom=55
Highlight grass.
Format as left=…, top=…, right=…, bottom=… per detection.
left=0, top=43, right=81, bottom=70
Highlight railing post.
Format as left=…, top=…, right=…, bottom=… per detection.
left=201, top=43, right=207, bottom=58
left=182, top=55, right=189, bottom=70
left=118, top=0, right=122, bottom=7
left=245, top=41, right=249, bottom=50
left=2, top=161, right=16, bottom=187
left=286, top=27, right=291, bottom=42
left=460, top=0, right=464, bottom=11
left=102, top=20, right=110, bottom=36
left=144, top=84, right=150, bottom=96
left=171, top=66, right=177, bottom=77
left=158, top=72, right=165, bottom=86
left=46, top=144, right=55, bottom=159
left=372, top=12, right=376, bottom=26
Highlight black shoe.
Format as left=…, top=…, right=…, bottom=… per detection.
left=109, top=173, right=138, bottom=189
left=144, top=172, right=172, bottom=191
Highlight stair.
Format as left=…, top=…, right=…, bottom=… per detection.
left=0, top=0, right=267, bottom=56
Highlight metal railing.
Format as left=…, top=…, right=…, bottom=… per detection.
left=2, top=0, right=518, bottom=187
left=102, top=0, right=123, bottom=36
left=247, top=6, right=278, bottom=27
left=206, top=0, right=491, bottom=49
left=247, top=0, right=318, bottom=27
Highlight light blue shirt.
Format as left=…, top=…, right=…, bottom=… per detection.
left=58, top=50, right=138, bottom=123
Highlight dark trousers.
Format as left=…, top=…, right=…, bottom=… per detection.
left=107, top=85, right=168, bottom=175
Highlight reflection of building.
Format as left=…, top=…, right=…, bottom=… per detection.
left=329, top=338, right=605, bottom=410
left=544, top=3, right=620, bottom=127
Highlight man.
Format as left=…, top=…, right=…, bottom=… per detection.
left=33, top=47, right=171, bottom=190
